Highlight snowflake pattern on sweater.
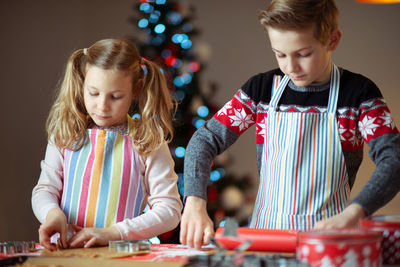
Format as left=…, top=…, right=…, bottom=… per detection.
left=214, top=89, right=398, bottom=151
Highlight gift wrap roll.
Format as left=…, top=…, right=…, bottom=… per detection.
left=214, top=227, right=299, bottom=252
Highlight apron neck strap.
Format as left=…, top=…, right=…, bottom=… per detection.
left=327, top=64, right=340, bottom=114
left=269, top=64, right=340, bottom=114
left=269, top=75, right=290, bottom=110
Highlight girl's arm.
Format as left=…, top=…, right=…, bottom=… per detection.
left=32, top=142, right=68, bottom=249
left=32, top=142, right=64, bottom=223
left=113, top=143, right=182, bottom=240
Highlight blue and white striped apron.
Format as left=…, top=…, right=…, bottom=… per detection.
left=250, top=64, right=350, bottom=230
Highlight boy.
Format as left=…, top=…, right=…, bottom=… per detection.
left=180, top=0, right=400, bottom=249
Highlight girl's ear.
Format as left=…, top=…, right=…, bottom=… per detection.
left=328, top=29, right=342, bottom=51
left=132, top=79, right=143, bottom=100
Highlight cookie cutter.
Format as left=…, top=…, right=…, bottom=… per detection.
left=108, top=240, right=151, bottom=253
left=0, top=241, right=36, bottom=255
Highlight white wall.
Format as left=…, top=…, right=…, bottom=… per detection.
left=0, top=0, right=398, bottom=241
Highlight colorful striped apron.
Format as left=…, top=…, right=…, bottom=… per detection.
left=60, top=117, right=145, bottom=228
left=250, top=64, right=350, bottom=230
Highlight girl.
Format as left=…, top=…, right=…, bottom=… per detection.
left=32, top=38, right=182, bottom=250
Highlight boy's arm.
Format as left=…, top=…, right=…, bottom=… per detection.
left=315, top=133, right=400, bottom=229
left=181, top=73, right=268, bottom=248
left=184, top=85, right=261, bottom=200
left=181, top=118, right=240, bottom=248
left=350, top=132, right=400, bottom=215
left=350, top=91, right=400, bottom=215
left=180, top=196, right=214, bottom=249
left=183, top=118, right=240, bottom=200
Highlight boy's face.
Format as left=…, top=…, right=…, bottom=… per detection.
left=267, top=26, right=340, bottom=87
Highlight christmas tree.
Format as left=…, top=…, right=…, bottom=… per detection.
left=131, top=0, right=254, bottom=243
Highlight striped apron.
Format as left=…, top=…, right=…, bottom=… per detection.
left=250, top=64, right=350, bottom=230
left=60, top=117, right=145, bottom=228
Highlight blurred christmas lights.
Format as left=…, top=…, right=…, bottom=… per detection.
left=154, top=24, right=166, bottom=34
left=197, top=106, right=209, bottom=117
left=138, top=18, right=149, bottom=28
left=175, top=146, right=186, bottom=158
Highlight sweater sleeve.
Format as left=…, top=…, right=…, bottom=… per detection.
left=114, top=143, right=182, bottom=240
left=31, top=142, right=64, bottom=223
left=350, top=133, right=400, bottom=215
left=183, top=118, right=240, bottom=200
left=349, top=77, right=400, bottom=214
left=183, top=72, right=275, bottom=201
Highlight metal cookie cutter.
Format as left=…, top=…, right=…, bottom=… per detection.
left=108, top=240, right=151, bottom=253
left=0, top=241, right=36, bottom=255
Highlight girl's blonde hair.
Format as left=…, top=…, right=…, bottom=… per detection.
left=259, top=0, right=339, bottom=45
left=46, top=38, right=175, bottom=155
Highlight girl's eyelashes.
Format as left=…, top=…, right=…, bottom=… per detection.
left=111, top=95, right=123, bottom=100
left=85, top=89, right=123, bottom=100
left=89, top=91, right=98, bottom=96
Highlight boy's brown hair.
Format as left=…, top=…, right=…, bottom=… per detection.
left=259, top=0, right=339, bottom=45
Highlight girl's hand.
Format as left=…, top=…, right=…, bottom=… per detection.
left=38, top=208, right=68, bottom=250
left=313, top=203, right=366, bottom=229
left=68, top=225, right=121, bottom=248
left=180, top=196, right=214, bottom=249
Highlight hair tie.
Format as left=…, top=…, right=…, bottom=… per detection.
left=140, top=58, right=148, bottom=75
left=83, top=48, right=87, bottom=55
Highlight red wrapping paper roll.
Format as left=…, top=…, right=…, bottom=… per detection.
left=214, top=227, right=299, bottom=252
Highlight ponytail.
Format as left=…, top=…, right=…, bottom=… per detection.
left=132, top=58, right=175, bottom=155
left=46, top=49, right=88, bottom=150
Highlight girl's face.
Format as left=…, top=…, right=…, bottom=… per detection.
left=83, top=66, right=134, bottom=127
left=267, top=26, right=341, bottom=87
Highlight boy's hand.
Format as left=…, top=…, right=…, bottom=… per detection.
left=38, top=208, right=68, bottom=250
left=180, top=196, right=214, bottom=249
left=68, top=225, right=121, bottom=248
left=313, top=203, right=366, bottom=229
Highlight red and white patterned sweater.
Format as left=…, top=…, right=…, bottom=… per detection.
left=184, top=67, right=400, bottom=215
left=215, top=69, right=397, bottom=149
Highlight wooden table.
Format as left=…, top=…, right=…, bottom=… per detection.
left=25, top=256, right=183, bottom=267
left=2, top=244, right=213, bottom=267
left=2, top=244, right=294, bottom=267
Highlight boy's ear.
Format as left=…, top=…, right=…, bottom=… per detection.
left=328, top=29, right=342, bottom=51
